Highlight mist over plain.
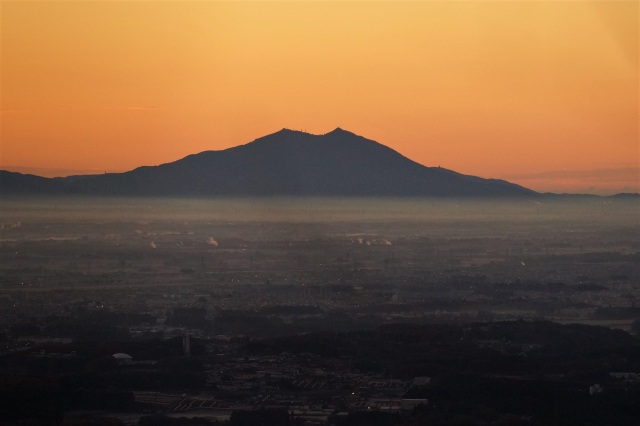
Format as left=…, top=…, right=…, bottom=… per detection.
left=2, top=197, right=637, bottom=297
left=2, top=196, right=637, bottom=226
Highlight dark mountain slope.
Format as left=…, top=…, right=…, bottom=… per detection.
left=0, top=171, right=65, bottom=194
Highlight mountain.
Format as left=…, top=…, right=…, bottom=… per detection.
left=0, top=128, right=536, bottom=197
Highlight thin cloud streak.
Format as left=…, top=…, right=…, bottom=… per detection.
left=507, top=167, right=640, bottom=182
left=104, top=106, right=161, bottom=111
left=0, top=109, right=32, bottom=114
left=0, top=165, right=124, bottom=178
left=1, top=106, right=163, bottom=115
left=503, top=167, right=639, bottom=195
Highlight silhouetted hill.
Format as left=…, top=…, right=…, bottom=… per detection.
left=0, top=171, right=64, bottom=194
left=608, top=193, right=640, bottom=199
left=1, top=128, right=536, bottom=197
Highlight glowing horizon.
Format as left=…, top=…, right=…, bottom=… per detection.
left=1, top=1, right=638, bottom=195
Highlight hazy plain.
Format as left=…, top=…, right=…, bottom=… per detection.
left=2, top=196, right=637, bottom=224
left=1, top=196, right=638, bottom=334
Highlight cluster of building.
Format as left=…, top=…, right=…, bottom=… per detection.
left=129, top=346, right=429, bottom=424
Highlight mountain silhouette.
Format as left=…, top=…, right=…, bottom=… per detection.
left=1, top=128, right=536, bottom=197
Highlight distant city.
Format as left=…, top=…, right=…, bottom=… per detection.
left=1, top=197, right=639, bottom=425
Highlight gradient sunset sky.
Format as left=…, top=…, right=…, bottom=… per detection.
left=1, top=1, right=638, bottom=194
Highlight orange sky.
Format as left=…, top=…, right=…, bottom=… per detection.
left=1, top=1, right=638, bottom=194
